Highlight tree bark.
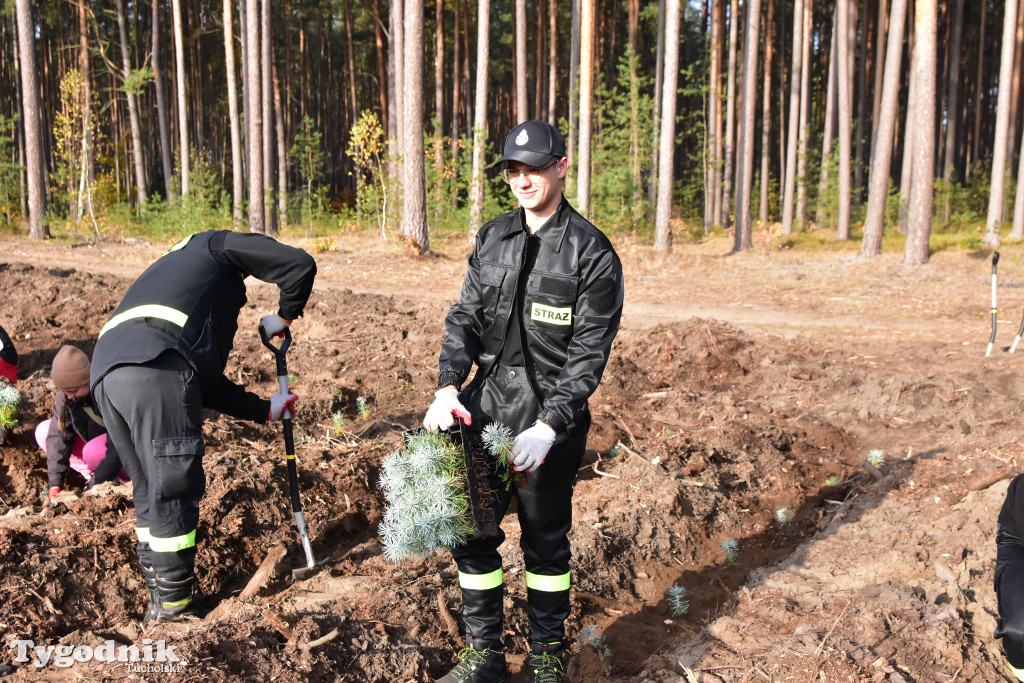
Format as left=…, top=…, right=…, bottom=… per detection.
left=435, top=0, right=445, bottom=139
left=245, top=0, right=264, bottom=233
left=262, top=0, right=276, bottom=233
left=942, top=0, right=964, bottom=183
left=861, top=0, right=907, bottom=257
left=115, top=0, right=147, bottom=211
left=577, top=0, right=595, bottom=217
left=402, top=0, right=429, bottom=252
left=969, top=0, right=987, bottom=180
left=225, top=0, right=243, bottom=223
left=273, top=61, right=287, bottom=226
left=721, top=0, right=739, bottom=228
left=654, top=0, right=681, bottom=251
left=648, top=0, right=666, bottom=217
left=781, top=0, right=804, bottom=235
left=568, top=0, right=580, bottom=186
left=853, top=0, right=868, bottom=200
left=984, top=0, right=1019, bottom=246
left=516, top=0, right=528, bottom=122
left=468, top=0, right=490, bottom=240
left=872, top=0, right=889, bottom=159
left=904, top=0, right=936, bottom=265
left=374, top=0, right=388, bottom=135
left=734, top=0, right=762, bottom=252
left=817, top=13, right=837, bottom=228
left=836, top=0, right=852, bottom=240
left=795, top=0, right=812, bottom=231
left=344, top=0, right=358, bottom=127
left=172, top=0, right=189, bottom=197
left=548, top=0, right=558, bottom=124
left=14, top=0, right=47, bottom=239
left=759, top=0, right=774, bottom=225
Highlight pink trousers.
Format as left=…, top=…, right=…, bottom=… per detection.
left=35, top=420, right=129, bottom=483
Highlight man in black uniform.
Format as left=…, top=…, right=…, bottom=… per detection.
left=424, top=120, right=623, bottom=683
left=91, top=230, right=316, bottom=621
left=996, top=474, right=1024, bottom=681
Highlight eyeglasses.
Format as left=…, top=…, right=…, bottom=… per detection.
left=500, top=159, right=558, bottom=184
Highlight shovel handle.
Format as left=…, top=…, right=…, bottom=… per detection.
left=260, top=326, right=292, bottom=378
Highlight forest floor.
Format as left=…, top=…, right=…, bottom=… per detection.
left=0, top=225, right=1021, bottom=682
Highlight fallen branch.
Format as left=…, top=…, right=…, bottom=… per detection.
left=437, top=591, right=459, bottom=637
left=301, top=628, right=339, bottom=651
left=616, top=440, right=648, bottom=464
left=814, top=599, right=852, bottom=656
left=240, top=545, right=288, bottom=599
left=262, top=609, right=294, bottom=640
left=862, top=460, right=884, bottom=481
left=592, top=454, right=620, bottom=479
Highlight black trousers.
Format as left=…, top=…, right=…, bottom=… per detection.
left=997, top=527, right=1024, bottom=669
left=93, top=350, right=206, bottom=583
left=454, top=364, right=588, bottom=645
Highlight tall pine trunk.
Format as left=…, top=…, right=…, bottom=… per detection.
left=721, top=0, right=739, bottom=228
left=904, top=0, right=936, bottom=265
left=402, top=0, right=429, bottom=252
left=836, top=0, right=853, bottom=240
left=781, top=0, right=804, bottom=234
left=985, top=0, right=1019, bottom=247
left=116, top=0, right=147, bottom=211
left=14, top=0, right=48, bottom=239
left=577, top=0, right=595, bottom=216
left=516, top=0, right=528, bottom=122
left=861, top=0, right=908, bottom=257
left=225, top=0, right=243, bottom=223
left=172, top=0, right=189, bottom=197
left=468, top=0, right=490, bottom=240
left=245, top=0, right=264, bottom=233
left=654, top=0, right=681, bottom=251
left=734, top=0, right=762, bottom=251
left=759, top=0, right=774, bottom=225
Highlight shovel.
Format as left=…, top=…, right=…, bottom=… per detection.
left=260, top=326, right=318, bottom=579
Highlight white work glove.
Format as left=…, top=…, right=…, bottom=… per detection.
left=268, top=392, right=298, bottom=421
left=259, top=314, right=291, bottom=339
left=423, top=386, right=472, bottom=432
left=511, top=421, right=557, bottom=472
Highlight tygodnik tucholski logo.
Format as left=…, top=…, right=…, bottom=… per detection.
left=9, top=638, right=187, bottom=673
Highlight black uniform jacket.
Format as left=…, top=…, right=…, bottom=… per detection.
left=45, top=391, right=114, bottom=488
left=438, top=198, right=624, bottom=434
left=91, top=230, right=317, bottom=422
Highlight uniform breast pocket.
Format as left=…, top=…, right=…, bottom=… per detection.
left=479, top=261, right=510, bottom=322
left=526, top=273, right=578, bottom=336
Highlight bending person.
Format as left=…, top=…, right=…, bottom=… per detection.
left=91, top=230, right=316, bottom=622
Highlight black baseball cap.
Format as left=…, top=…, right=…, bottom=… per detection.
left=495, top=120, right=567, bottom=168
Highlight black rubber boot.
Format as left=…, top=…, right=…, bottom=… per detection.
left=435, top=638, right=508, bottom=683
left=144, top=575, right=209, bottom=622
left=527, top=641, right=566, bottom=682
left=140, top=565, right=159, bottom=621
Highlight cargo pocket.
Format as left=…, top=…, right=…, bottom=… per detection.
left=479, top=261, right=510, bottom=322
left=152, top=436, right=206, bottom=501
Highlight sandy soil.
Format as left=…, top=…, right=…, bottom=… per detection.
left=0, top=227, right=1019, bottom=682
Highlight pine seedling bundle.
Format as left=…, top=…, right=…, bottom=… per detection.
left=378, top=429, right=475, bottom=563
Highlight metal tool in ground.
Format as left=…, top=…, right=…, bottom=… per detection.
left=449, top=418, right=501, bottom=538
left=988, top=251, right=1001, bottom=357
left=260, top=326, right=317, bottom=574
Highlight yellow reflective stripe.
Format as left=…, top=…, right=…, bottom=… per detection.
left=149, top=530, right=197, bottom=552
left=167, top=234, right=194, bottom=252
left=458, top=569, right=503, bottom=591
left=1011, top=660, right=1024, bottom=683
left=99, top=305, right=189, bottom=337
left=162, top=597, right=192, bottom=609
left=287, top=454, right=295, bottom=460
left=136, top=527, right=151, bottom=543
left=525, top=571, right=570, bottom=592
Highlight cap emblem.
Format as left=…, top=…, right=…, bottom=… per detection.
left=516, top=129, right=529, bottom=146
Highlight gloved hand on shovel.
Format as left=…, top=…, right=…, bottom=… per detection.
left=424, top=386, right=471, bottom=432
left=259, top=314, right=291, bottom=339
left=268, top=392, right=298, bottom=421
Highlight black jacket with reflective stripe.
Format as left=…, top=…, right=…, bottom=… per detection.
left=438, top=199, right=623, bottom=434
left=91, top=230, right=316, bottom=422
